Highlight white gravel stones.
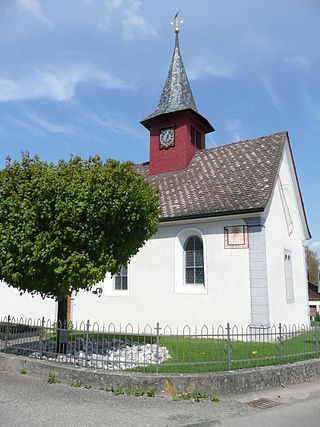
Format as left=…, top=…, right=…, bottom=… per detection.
left=30, top=343, right=171, bottom=370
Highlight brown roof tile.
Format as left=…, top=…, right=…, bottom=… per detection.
left=134, top=131, right=287, bottom=221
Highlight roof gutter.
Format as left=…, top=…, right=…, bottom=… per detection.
left=159, top=207, right=265, bottom=223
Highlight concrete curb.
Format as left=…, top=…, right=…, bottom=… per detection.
left=1, top=352, right=320, bottom=396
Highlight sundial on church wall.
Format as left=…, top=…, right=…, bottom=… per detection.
left=224, top=225, right=248, bottom=249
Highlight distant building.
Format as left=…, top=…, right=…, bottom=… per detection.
left=308, top=281, right=320, bottom=319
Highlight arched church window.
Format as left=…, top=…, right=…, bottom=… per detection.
left=185, top=236, right=204, bottom=285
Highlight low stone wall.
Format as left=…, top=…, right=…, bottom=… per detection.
left=1, top=352, right=320, bottom=396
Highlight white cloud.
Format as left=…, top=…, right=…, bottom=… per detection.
left=26, top=112, right=74, bottom=134
left=6, top=116, right=46, bottom=137
left=206, top=133, right=217, bottom=148
left=309, top=241, right=320, bottom=253
left=225, top=118, right=242, bottom=142
left=17, top=0, right=52, bottom=26
left=99, top=0, right=158, bottom=40
left=314, top=110, right=320, bottom=121
left=226, top=118, right=241, bottom=132
left=0, top=65, right=133, bottom=102
left=188, top=53, right=235, bottom=80
left=232, top=134, right=241, bottom=142
left=88, top=111, right=142, bottom=139
left=261, top=75, right=282, bottom=112
left=122, top=0, right=158, bottom=41
left=284, top=55, right=311, bottom=68
left=0, top=125, right=10, bottom=137
left=98, top=0, right=123, bottom=29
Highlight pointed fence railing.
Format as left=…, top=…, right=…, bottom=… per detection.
left=0, top=316, right=319, bottom=373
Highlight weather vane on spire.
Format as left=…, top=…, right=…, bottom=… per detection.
left=170, top=9, right=184, bottom=33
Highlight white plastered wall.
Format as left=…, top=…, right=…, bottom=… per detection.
left=0, top=281, right=55, bottom=321
left=0, top=141, right=309, bottom=330
left=72, top=218, right=252, bottom=330
left=263, top=142, right=309, bottom=327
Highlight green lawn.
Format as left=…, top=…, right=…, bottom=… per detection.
left=4, top=322, right=320, bottom=374
left=135, top=328, right=320, bottom=373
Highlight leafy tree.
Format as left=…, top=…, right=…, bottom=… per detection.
left=0, top=153, right=160, bottom=326
left=306, top=247, right=319, bottom=285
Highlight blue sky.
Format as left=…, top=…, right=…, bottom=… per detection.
left=0, top=0, right=319, bottom=255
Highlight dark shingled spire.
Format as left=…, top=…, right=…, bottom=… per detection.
left=147, top=32, right=198, bottom=119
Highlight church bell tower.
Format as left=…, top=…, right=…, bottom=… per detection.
left=141, top=13, right=214, bottom=175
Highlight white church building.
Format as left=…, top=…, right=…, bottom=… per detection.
left=0, top=27, right=311, bottom=329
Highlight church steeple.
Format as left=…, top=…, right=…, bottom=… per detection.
left=141, top=13, right=214, bottom=175
left=147, top=31, right=198, bottom=120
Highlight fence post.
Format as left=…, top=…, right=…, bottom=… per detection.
left=279, top=322, right=282, bottom=364
left=5, top=315, right=10, bottom=353
left=155, top=322, right=161, bottom=374
left=315, top=322, right=319, bottom=356
left=39, top=316, right=45, bottom=358
left=227, top=322, right=231, bottom=370
left=85, top=320, right=90, bottom=367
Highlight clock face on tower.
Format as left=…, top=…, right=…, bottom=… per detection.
left=159, top=127, right=175, bottom=149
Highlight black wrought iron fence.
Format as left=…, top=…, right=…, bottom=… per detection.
left=0, top=315, right=319, bottom=373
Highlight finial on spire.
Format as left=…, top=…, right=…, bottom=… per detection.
left=170, top=9, right=184, bottom=34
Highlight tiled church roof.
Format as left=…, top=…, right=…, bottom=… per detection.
left=134, top=131, right=287, bottom=221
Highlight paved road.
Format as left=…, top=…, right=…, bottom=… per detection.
left=1, top=369, right=320, bottom=426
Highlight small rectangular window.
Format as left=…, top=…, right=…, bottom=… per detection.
left=284, top=249, right=294, bottom=303
left=114, top=265, right=128, bottom=291
left=196, top=131, right=201, bottom=149
left=191, top=127, right=202, bottom=149
left=191, top=126, right=195, bottom=146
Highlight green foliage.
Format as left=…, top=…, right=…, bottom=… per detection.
left=172, top=391, right=219, bottom=403
left=71, top=379, right=82, bottom=388
left=146, top=389, right=155, bottom=398
left=105, top=386, right=150, bottom=397
left=173, top=392, right=192, bottom=401
left=306, top=247, right=319, bottom=285
left=134, top=388, right=144, bottom=397
left=0, top=153, right=159, bottom=301
left=20, top=368, right=27, bottom=375
left=172, top=392, right=211, bottom=402
left=193, top=393, right=202, bottom=402
left=84, top=384, right=91, bottom=390
left=113, top=388, right=124, bottom=396
left=193, top=392, right=209, bottom=402
left=47, top=373, right=57, bottom=384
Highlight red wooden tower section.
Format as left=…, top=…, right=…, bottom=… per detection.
left=141, top=27, right=214, bottom=175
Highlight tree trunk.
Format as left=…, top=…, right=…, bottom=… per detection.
left=57, top=298, right=68, bottom=327
left=56, top=298, right=69, bottom=354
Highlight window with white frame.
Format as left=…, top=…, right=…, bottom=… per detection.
left=185, top=236, right=204, bottom=285
left=174, top=227, right=207, bottom=294
left=284, top=249, right=294, bottom=303
left=114, top=265, right=128, bottom=291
